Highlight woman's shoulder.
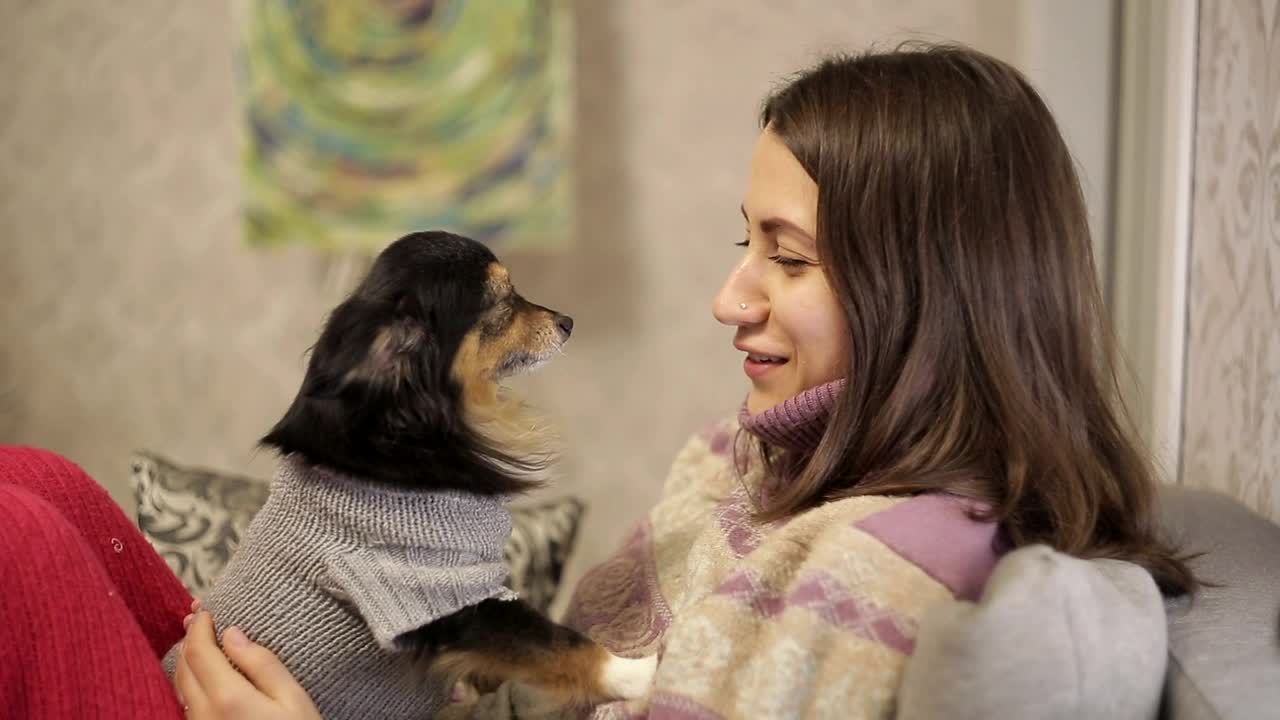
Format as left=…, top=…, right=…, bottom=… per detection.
left=831, top=492, right=1005, bottom=603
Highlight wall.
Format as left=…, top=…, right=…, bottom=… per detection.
left=1179, top=0, right=1280, bottom=520
left=1016, top=0, right=1118, bottom=278
left=1, top=1, right=1113, bottom=592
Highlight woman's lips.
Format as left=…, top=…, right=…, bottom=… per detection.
left=743, top=353, right=788, bottom=379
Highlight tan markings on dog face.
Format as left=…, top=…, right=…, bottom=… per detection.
left=452, top=308, right=554, bottom=434
left=485, top=262, right=512, bottom=303
left=451, top=263, right=566, bottom=462
left=449, top=308, right=536, bottom=399
left=451, top=266, right=564, bottom=394
left=450, top=331, right=499, bottom=407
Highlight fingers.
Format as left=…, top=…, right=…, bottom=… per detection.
left=181, top=598, right=203, bottom=631
left=174, top=618, right=214, bottom=716
left=174, top=640, right=209, bottom=716
left=179, top=613, right=256, bottom=706
left=220, top=626, right=304, bottom=704
left=174, top=610, right=319, bottom=719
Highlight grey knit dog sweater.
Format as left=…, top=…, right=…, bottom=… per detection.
left=162, top=455, right=516, bottom=719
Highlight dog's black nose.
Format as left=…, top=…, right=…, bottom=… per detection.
left=556, top=314, right=574, bottom=338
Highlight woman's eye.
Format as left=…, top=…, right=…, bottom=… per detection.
left=734, top=238, right=749, bottom=248
left=769, top=255, right=810, bottom=269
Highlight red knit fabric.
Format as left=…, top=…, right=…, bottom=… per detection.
left=0, top=446, right=190, bottom=719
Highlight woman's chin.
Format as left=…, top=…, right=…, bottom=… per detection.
left=745, top=389, right=782, bottom=415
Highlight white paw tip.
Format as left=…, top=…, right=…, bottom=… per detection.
left=601, top=654, right=658, bottom=700
left=451, top=680, right=480, bottom=704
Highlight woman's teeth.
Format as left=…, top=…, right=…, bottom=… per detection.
left=748, top=354, right=785, bottom=363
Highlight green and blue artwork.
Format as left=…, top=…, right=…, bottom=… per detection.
left=238, top=0, right=573, bottom=253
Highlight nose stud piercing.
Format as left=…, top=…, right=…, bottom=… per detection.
left=739, top=303, right=748, bottom=310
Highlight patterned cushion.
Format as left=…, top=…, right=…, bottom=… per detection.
left=129, top=451, right=586, bottom=613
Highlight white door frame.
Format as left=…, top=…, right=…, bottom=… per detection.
left=1108, top=0, right=1199, bottom=482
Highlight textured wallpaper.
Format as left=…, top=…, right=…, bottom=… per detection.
left=0, top=0, right=1022, bottom=593
left=1180, top=0, right=1280, bottom=521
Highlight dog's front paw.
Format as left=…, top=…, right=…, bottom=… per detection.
left=599, top=654, right=658, bottom=700
left=450, top=680, right=480, bottom=704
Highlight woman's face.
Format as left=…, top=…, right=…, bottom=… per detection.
left=713, top=129, right=850, bottom=414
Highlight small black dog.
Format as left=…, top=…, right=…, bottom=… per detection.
left=264, top=230, right=571, bottom=496
left=187, top=231, right=653, bottom=716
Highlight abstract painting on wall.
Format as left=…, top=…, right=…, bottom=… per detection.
left=238, top=0, right=573, bottom=254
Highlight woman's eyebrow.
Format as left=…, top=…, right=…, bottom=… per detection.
left=741, top=204, right=816, bottom=244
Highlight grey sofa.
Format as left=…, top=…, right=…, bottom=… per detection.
left=897, top=485, right=1279, bottom=720
left=1157, top=486, right=1280, bottom=719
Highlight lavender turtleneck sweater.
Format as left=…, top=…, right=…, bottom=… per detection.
left=737, top=379, right=847, bottom=453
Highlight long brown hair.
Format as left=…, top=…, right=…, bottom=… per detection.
left=755, top=44, right=1196, bottom=595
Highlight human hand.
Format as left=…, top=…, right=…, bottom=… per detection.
left=174, top=611, right=322, bottom=720
left=182, top=597, right=202, bottom=627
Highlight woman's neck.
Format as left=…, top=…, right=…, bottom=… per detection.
left=737, top=379, right=847, bottom=454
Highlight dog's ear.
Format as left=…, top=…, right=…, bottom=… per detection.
left=347, top=318, right=428, bottom=386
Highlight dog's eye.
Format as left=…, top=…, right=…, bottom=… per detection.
left=480, top=302, right=515, bottom=337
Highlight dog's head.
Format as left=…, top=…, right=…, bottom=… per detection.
left=262, top=231, right=573, bottom=494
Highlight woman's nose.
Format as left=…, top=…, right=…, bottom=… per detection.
left=712, top=258, right=768, bottom=327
